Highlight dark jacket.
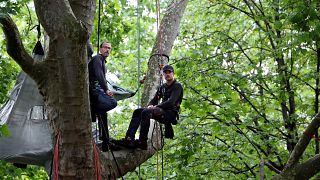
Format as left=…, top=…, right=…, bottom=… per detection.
left=149, top=79, right=183, bottom=112
left=88, top=54, right=108, bottom=92
left=149, top=80, right=183, bottom=139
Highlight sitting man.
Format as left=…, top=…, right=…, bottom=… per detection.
left=116, top=65, right=183, bottom=150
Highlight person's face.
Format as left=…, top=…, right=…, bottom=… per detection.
left=163, top=70, right=174, bottom=82
left=100, top=43, right=112, bottom=58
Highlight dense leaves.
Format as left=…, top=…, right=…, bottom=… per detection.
left=0, top=160, right=48, bottom=179
left=2, top=0, right=320, bottom=179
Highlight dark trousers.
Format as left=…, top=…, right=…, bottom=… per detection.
left=90, top=88, right=117, bottom=115
left=126, top=107, right=176, bottom=141
left=90, top=88, right=117, bottom=144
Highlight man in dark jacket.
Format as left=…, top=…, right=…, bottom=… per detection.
left=88, top=41, right=117, bottom=151
left=116, top=65, right=183, bottom=150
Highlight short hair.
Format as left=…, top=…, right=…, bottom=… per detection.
left=100, top=41, right=110, bottom=48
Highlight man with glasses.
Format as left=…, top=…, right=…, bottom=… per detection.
left=88, top=41, right=117, bottom=151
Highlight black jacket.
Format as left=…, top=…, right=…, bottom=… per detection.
left=149, top=80, right=183, bottom=139
left=88, top=54, right=108, bottom=92
left=149, top=79, right=183, bottom=112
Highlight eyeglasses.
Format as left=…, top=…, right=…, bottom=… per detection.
left=102, top=46, right=111, bottom=50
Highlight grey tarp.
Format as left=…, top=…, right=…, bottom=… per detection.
left=0, top=71, right=52, bottom=166
left=0, top=69, right=135, bottom=167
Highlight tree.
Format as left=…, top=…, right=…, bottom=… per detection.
left=163, top=0, right=320, bottom=178
left=0, top=0, right=188, bottom=179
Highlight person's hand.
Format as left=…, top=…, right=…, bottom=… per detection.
left=106, top=90, right=113, bottom=96
left=147, top=105, right=156, bottom=109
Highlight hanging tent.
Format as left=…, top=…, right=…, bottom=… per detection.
left=0, top=42, right=135, bottom=168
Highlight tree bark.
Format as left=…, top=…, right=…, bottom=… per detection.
left=1, top=0, right=188, bottom=179
left=2, top=0, right=96, bottom=179
left=273, top=113, right=320, bottom=179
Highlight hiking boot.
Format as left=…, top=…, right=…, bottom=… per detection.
left=136, top=140, right=148, bottom=150
left=101, top=142, right=122, bottom=152
left=102, top=142, right=108, bottom=152
left=113, top=137, right=136, bottom=149
left=108, top=142, right=122, bottom=151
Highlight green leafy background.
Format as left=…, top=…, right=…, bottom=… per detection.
left=2, top=0, right=320, bottom=179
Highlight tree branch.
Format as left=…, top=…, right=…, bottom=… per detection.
left=294, top=154, right=320, bottom=179
left=283, top=113, right=320, bottom=171
left=0, top=13, right=36, bottom=78
left=34, top=0, right=87, bottom=39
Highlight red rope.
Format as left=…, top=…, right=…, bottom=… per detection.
left=53, top=132, right=61, bottom=180
left=93, top=141, right=102, bottom=180
left=303, top=132, right=320, bottom=141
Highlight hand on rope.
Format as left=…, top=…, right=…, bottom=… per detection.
left=139, top=75, right=146, bottom=84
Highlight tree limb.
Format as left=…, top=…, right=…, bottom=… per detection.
left=294, top=154, right=320, bottom=179
left=283, top=113, right=320, bottom=171
left=34, top=0, right=87, bottom=39
left=0, top=13, right=36, bottom=78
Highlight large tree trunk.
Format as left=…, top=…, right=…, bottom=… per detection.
left=1, top=0, right=97, bottom=178
left=1, top=0, right=188, bottom=179
left=34, top=1, right=96, bottom=179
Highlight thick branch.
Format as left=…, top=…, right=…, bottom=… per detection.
left=283, top=113, right=320, bottom=171
left=294, top=154, right=320, bottom=179
left=34, top=0, right=87, bottom=39
left=69, top=0, right=96, bottom=35
left=0, top=14, right=36, bottom=78
left=141, top=0, right=188, bottom=106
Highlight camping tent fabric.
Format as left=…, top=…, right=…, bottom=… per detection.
left=0, top=71, right=52, bottom=166
left=0, top=71, right=135, bottom=167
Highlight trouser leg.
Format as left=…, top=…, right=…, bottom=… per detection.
left=125, top=108, right=144, bottom=139
left=96, top=91, right=117, bottom=113
left=98, top=113, right=109, bottom=143
left=139, top=108, right=154, bottom=141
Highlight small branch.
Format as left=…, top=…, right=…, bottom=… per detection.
left=216, top=136, right=257, bottom=177
left=0, top=13, right=36, bottom=77
left=265, top=161, right=281, bottom=174
left=260, top=159, right=265, bottom=180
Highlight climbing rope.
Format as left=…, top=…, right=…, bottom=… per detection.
left=97, top=0, right=102, bottom=54
left=155, top=0, right=164, bottom=179
left=136, top=0, right=142, bottom=178
left=93, top=141, right=102, bottom=180
left=53, top=132, right=61, bottom=180
left=98, top=114, right=124, bottom=180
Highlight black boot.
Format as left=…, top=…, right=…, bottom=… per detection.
left=136, top=140, right=148, bottom=150
left=113, top=137, right=136, bottom=149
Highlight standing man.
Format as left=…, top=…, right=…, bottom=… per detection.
left=88, top=41, right=117, bottom=151
left=116, top=65, right=183, bottom=150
